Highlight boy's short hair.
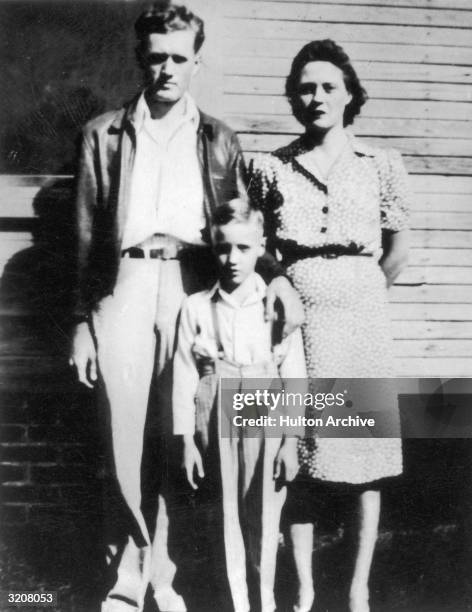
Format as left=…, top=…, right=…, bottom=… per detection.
left=211, top=199, right=264, bottom=237
left=135, top=1, right=205, bottom=52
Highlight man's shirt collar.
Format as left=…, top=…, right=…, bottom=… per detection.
left=128, top=92, right=200, bottom=135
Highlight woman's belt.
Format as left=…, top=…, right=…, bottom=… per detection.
left=279, top=241, right=373, bottom=264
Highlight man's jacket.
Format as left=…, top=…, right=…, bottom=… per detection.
left=74, top=96, right=247, bottom=315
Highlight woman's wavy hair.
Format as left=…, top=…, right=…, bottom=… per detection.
left=286, top=39, right=367, bottom=127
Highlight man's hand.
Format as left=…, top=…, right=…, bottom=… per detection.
left=69, top=322, right=97, bottom=389
left=265, top=277, right=304, bottom=337
left=183, top=435, right=204, bottom=490
left=274, top=437, right=299, bottom=482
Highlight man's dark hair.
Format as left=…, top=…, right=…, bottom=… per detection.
left=135, top=1, right=205, bottom=52
left=285, top=39, right=367, bottom=127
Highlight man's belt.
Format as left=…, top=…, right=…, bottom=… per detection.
left=121, top=236, right=207, bottom=260
left=278, top=240, right=373, bottom=265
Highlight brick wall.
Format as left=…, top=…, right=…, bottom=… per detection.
left=0, top=355, right=101, bottom=526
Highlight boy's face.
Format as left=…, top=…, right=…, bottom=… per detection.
left=213, top=221, right=265, bottom=292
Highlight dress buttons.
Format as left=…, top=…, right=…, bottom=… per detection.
left=322, top=206, right=329, bottom=213
left=321, top=227, right=327, bottom=233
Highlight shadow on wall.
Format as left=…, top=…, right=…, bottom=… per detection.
left=2, top=87, right=106, bottom=175
left=0, top=87, right=105, bottom=332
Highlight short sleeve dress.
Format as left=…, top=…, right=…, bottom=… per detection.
left=249, top=134, right=409, bottom=484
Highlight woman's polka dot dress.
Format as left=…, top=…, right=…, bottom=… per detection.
left=249, top=134, right=409, bottom=484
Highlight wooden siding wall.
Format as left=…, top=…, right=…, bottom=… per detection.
left=220, top=0, right=472, bottom=377
left=0, top=0, right=471, bottom=380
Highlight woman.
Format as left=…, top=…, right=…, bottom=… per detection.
left=249, top=40, right=409, bottom=612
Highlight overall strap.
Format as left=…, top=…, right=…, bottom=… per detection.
left=211, top=291, right=279, bottom=368
left=211, top=295, right=225, bottom=359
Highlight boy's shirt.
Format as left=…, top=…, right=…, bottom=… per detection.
left=173, top=272, right=307, bottom=436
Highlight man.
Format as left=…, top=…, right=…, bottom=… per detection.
left=69, top=3, right=303, bottom=611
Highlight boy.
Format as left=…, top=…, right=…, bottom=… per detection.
left=172, top=199, right=307, bottom=612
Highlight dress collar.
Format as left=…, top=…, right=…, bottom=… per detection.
left=274, top=129, right=376, bottom=161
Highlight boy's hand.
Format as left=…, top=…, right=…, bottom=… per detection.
left=265, top=277, right=304, bottom=337
left=274, top=437, right=299, bottom=482
left=183, top=435, right=204, bottom=490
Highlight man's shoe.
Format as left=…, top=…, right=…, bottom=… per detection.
left=101, top=595, right=141, bottom=612
left=153, top=587, right=186, bottom=612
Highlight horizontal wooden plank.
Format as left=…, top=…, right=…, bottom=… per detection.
left=414, top=194, right=472, bottom=212
left=410, top=175, right=472, bottom=193
left=392, top=321, right=472, bottom=338
left=0, top=188, right=40, bottom=218
left=389, top=303, right=472, bottom=320
left=244, top=0, right=472, bottom=10
left=393, top=357, right=472, bottom=376
left=225, top=76, right=472, bottom=103
left=408, top=249, right=472, bottom=267
left=225, top=57, right=472, bottom=84
left=410, top=213, right=472, bottom=230
left=394, top=339, right=472, bottom=357
left=239, top=134, right=472, bottom=157
left=223, top=19, right=472, bottom=48
left=226, top=1, right=472, bottom=28
left=389, top=284, right=472, bottom=302
left=0, top=232, right=33, bottom=243
left=224, top=38, right=472, bottom=66
left=409, top=229, right=472, bottom=248
left=398, top=266, right=472, bottom=284
left=0, top=175, right=72, bottom=189
left=230, top=115, right=472, bottom=140
left=226, top=95, right=472, bottom=121
left=0, top=235, right=34, bottom=276
left=391, top=156, right=470, bottom=175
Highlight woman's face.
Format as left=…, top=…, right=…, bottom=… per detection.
left=296, top=61, right=352, bottom=131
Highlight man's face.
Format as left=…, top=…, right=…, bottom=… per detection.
left=140, top=30, right=200, bottom=104
left=213, top=221, right=265, bottom=292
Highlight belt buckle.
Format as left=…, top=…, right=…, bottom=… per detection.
left=149, top=248, right=164, bottom=259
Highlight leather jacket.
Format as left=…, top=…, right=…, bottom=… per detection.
left=74, top=95, right=247, bottom=315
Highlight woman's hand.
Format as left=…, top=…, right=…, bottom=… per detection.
left=274, top=437, right=299, bottom=482
left=182, top=435, right=205, bottom=489
left=266, top=277, right=305, bottom=337
left=380, top=229, right=409, bottom=287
